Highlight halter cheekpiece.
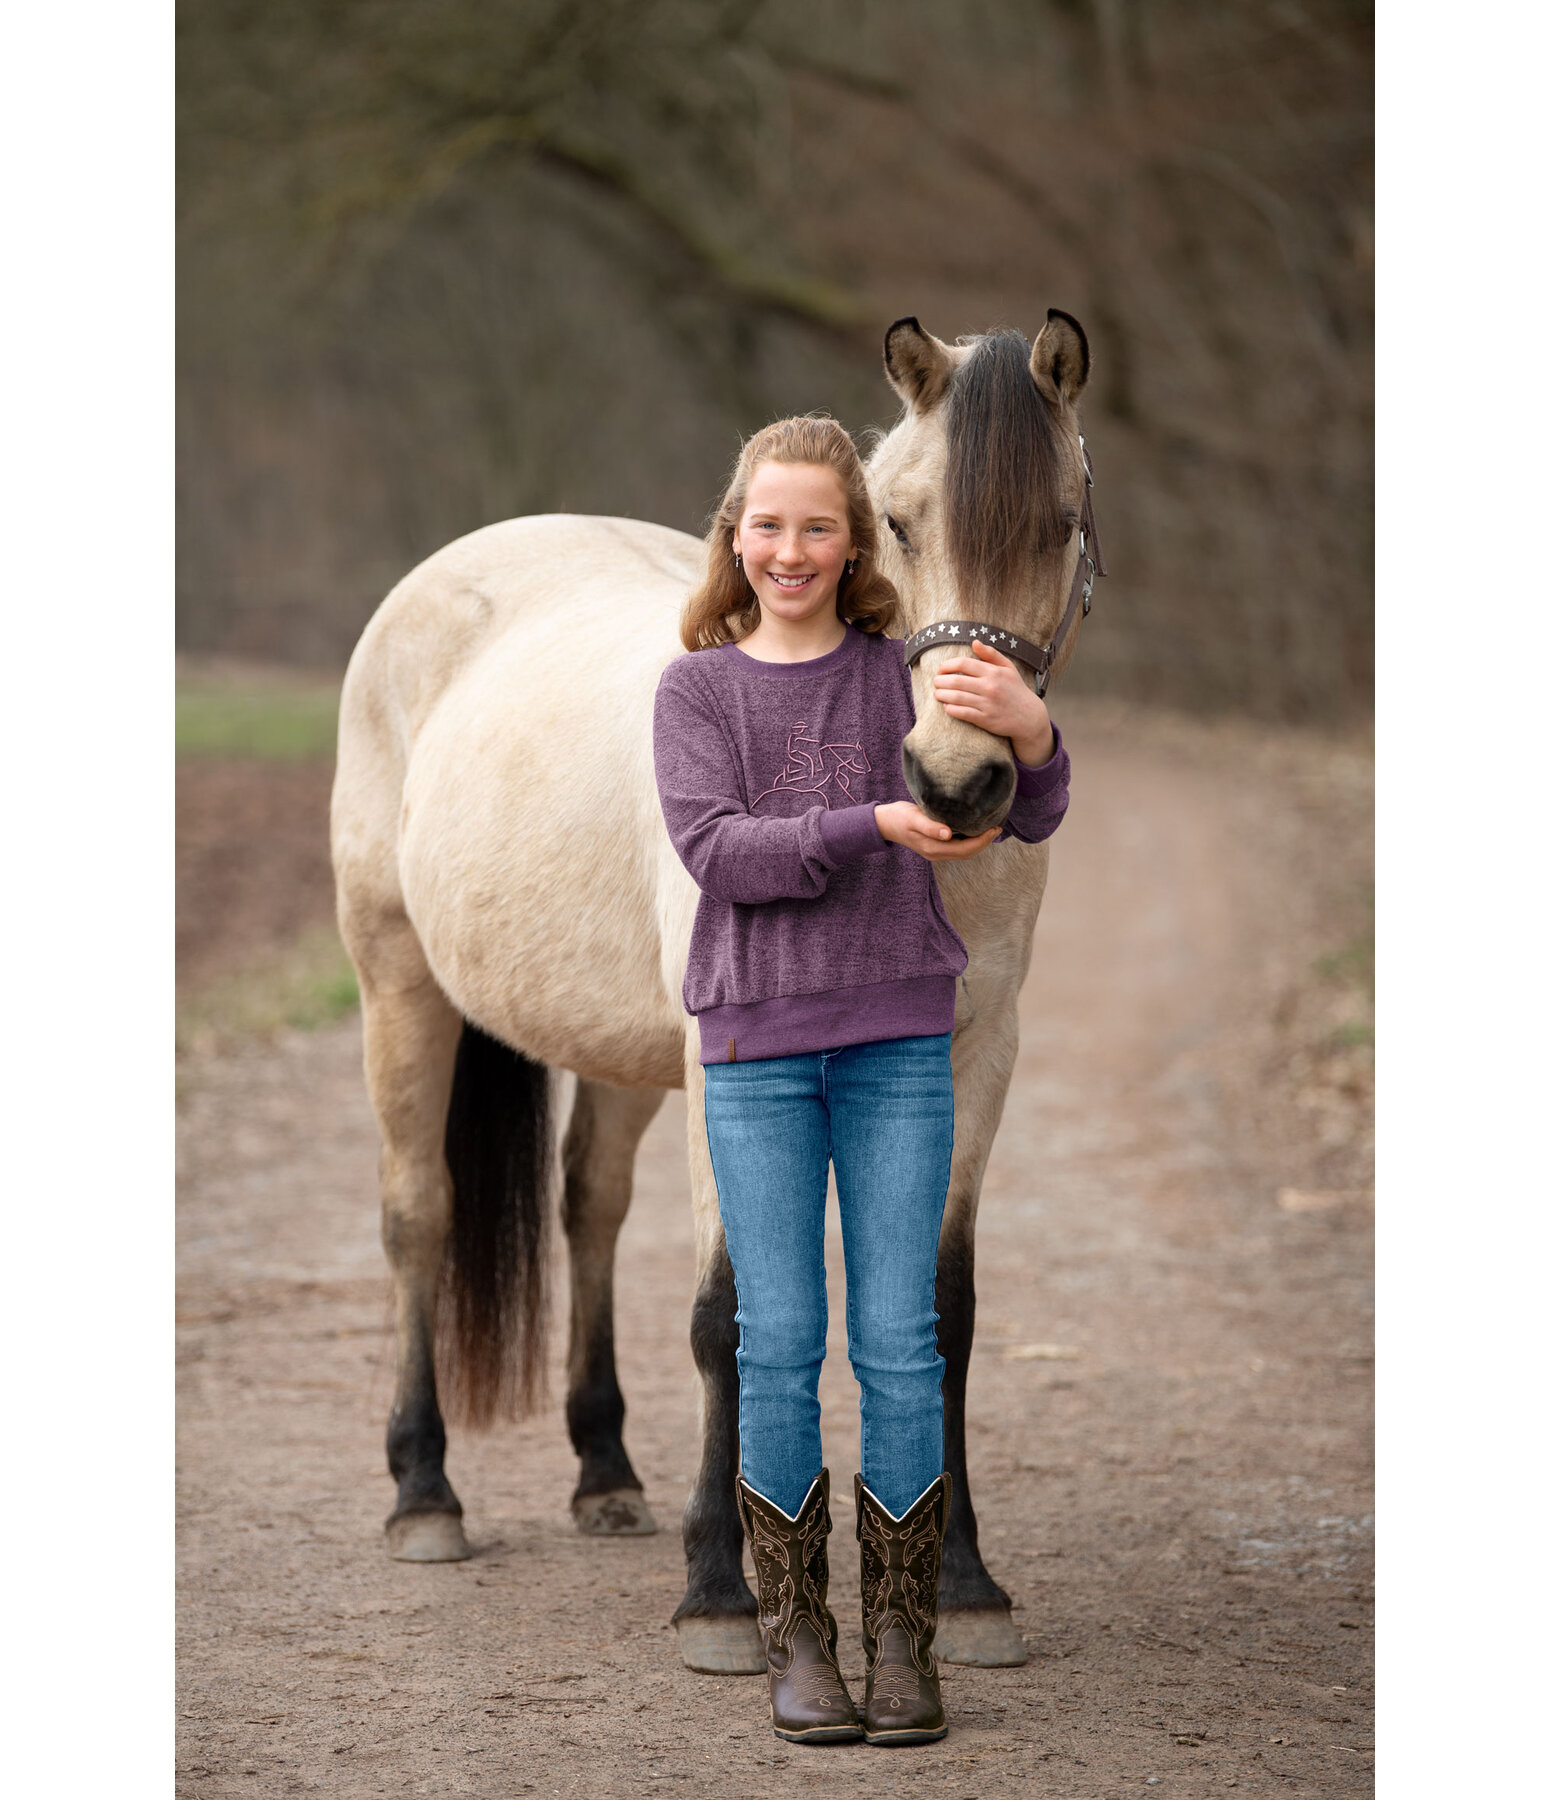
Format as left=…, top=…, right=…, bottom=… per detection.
left=900, top=435, right=1107, bottom=698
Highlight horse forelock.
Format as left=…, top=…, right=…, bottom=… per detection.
left=944, top=331, right=1070, bottom=605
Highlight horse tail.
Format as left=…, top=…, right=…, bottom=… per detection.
left=438, top=1021, right=553, bottom=1428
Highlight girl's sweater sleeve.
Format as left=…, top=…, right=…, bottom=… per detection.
left=653, top=663, right=888, bottom=905
left=995, top=723, right=1072, bottom=845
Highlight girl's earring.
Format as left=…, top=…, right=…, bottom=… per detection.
left=846, top=559, right=857, bottom=576
left=734, top=552, right=743, bottom=570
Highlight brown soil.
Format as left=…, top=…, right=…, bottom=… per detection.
left=177, top=759, right=339, bottom=990
left=176, top=701, right=1373, bottom=1799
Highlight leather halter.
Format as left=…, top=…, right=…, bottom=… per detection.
left=900, top=436, right=1108, bottom=698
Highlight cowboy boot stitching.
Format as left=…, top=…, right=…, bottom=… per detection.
left=737, top=1472, right=861, bottom=1744
left=853, top=1473, right=952, bottom=1744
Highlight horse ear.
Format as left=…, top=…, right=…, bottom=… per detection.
left=1030, top=309, right=1090, bottom=408
left=884, top=317, right=955, bottom=413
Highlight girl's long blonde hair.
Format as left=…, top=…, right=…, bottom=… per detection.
left=679, top=415, right=901, bottom=651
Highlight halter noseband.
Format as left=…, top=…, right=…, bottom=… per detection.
left=900, top=436, right=1108, bottom=699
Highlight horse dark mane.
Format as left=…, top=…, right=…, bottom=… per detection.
left=945, top=330, right=1069, bottom=604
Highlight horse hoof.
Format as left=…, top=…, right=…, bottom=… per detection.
left=572, top=1490, right=659, bottom=1537
left=385, top=1511, right=471, bottom=1563
left=935, top=1608, right=1029, bottom=1666
left=675, top=1616, right=766, bottom=1675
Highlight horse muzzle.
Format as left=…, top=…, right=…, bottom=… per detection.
left=900, top=740, right=1016, bottom=839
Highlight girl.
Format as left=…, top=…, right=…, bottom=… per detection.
left=652, top=416, right=1071, bottom=1747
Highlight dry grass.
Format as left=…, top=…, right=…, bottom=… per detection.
left=176, top=924, right=358, bottom=1058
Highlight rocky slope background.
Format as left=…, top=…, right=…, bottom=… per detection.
left=178, top=0, right=1371, bottom=721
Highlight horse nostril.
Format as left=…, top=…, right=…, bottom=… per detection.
left=966, top=760, right=1014, bottom=813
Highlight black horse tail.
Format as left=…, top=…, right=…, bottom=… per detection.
left=437, top=1021, right=552, bottom=1428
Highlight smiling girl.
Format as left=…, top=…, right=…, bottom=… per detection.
left=652, top=416, right=1071, bottom=1748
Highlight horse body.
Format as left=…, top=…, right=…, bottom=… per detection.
left=339, top=513, right=698, bottom=1086
left=332, top=313, right=1095, bottom=1666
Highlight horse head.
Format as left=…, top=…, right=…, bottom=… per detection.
left=867, top=313, right=1092, bottom=838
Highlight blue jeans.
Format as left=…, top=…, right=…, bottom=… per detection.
left=703, top=1032, right=955, bottom=1519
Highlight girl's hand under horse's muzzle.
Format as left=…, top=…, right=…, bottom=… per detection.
left=874, top=801, right=998, bottom=862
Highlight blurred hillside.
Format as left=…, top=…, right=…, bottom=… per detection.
left=178, top=0, right=1371, bottom=720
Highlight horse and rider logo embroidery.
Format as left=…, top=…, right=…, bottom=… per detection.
left=750, top=721, right=871, bottom=811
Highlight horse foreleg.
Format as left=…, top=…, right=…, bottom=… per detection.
left=562, top=1077, right=666, bottom=1536
left=358, top=967, right=470, bottom=1562
left=934, top=1011, right=1032, bottom=1667
left=671, top=1058, right=764, bottom=1675
left=935, top=1224, right=1027, bottom=1663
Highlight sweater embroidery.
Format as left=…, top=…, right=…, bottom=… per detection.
left=749, top=721, right=872, bottom=812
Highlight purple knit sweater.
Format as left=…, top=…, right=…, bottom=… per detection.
left=652, top=620, right=1071, bottom=1064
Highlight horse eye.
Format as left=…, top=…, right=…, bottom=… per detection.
left=886, top=514, right=912, bottom=551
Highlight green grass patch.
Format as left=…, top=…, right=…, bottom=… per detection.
left=1330, top=1019, right=1374, bottom=1048
left=1311, top=892, right=1374, bottom=1054
left=1314, top=881, right=1374, bottom=1002
left=1315, top=929, right=1374, bottom=997
left=177, top=925, right=359, bottom=1054
left=176, top=685, right=341, bottom=760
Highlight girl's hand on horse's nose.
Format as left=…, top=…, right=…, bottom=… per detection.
left=934, top=638, right=1047, bottom=739
left=875, top=801, right=999, bottom=861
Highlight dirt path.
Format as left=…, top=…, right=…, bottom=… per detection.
left=176, top=705, right=1373, bottom=1799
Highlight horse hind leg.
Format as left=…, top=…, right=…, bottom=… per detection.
left=671, top=1058, right=764, bottom=1675
left=353, top=954, right=472, bottom=1562
left=561, top=1077, right=666, bottom=1537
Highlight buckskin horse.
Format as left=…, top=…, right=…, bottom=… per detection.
left=330, top=311, right=1103, bottom=1673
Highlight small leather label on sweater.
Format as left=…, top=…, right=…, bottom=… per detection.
left=727, top=1038, right=736, bottom=1062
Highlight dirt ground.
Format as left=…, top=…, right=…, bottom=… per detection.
left=176, top=699, right=1373, bottom=1799
left=177, top=758, right=339, bottom=989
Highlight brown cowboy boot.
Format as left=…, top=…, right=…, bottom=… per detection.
left=854, top=1471, right=952, bottom=1745
left=735, top=1470, right=863, bottom=1745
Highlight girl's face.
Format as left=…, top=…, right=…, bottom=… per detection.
left=732, top=461, right=856, bottom=629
